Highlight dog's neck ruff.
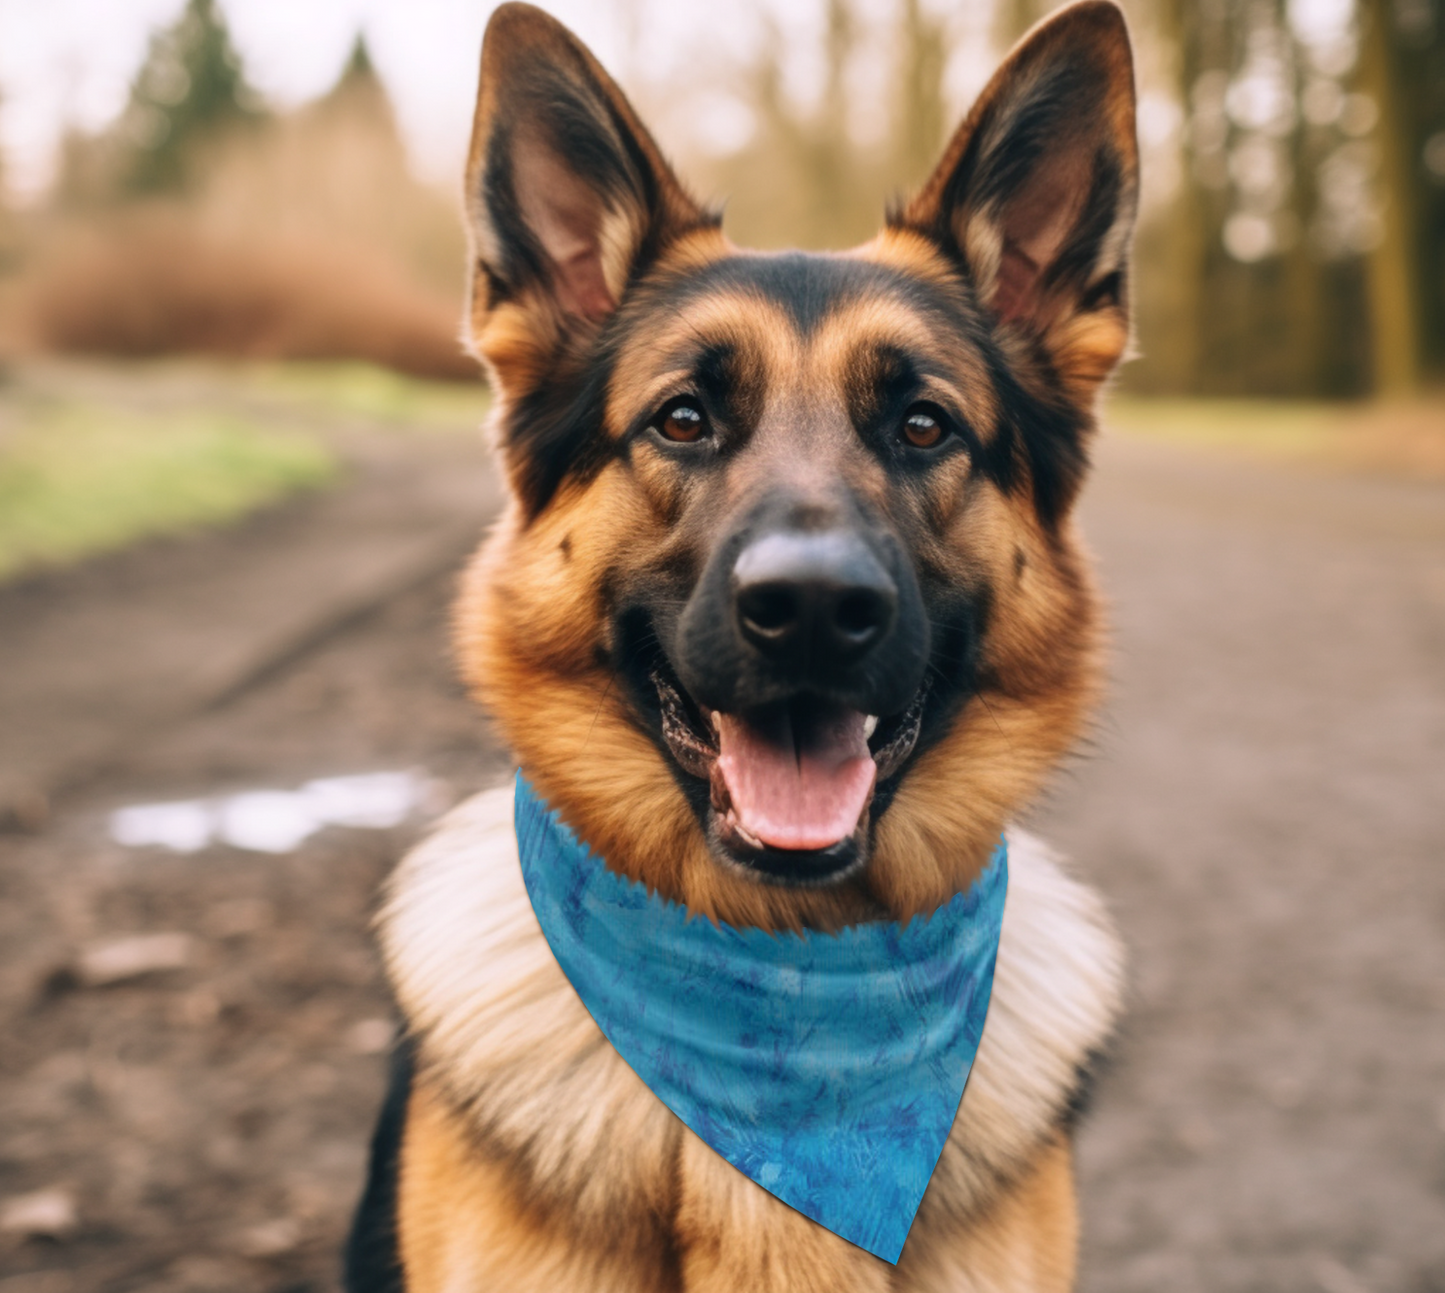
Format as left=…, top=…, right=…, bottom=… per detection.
left=514, top=772, right=1008, bottom=1263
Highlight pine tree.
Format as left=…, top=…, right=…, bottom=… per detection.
left=118, top=0, right=264, bottom=195
left=317, top=34, right=393, bottom=129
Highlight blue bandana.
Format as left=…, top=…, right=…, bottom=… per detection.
left=514, top=772, right=1008, bottom=1263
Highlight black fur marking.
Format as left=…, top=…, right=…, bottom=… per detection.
left=1059, top=1044, right=1115, bottom=1132
left=900, top=583, right=992, bottom=787
left=1081, top=268, right=1124, bottom=313
left=843, top=344, right=924, bottom=455
left=639, top=254, right=976, bottom=339
left=505, top=337, right=620, bottom=517
left=921, top=55, right=1108, bottom=255
left=846, top=344, right=916, bottom=425
left=990, top=360, right=1091, bottom=529
left=343, top=1037, right=413, bottom=1293
left=479, top=260, right=508, bottom=313
left=695, top=342, right=768, bottom=443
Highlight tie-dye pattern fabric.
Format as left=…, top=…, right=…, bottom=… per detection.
left=514, top=772, right=1008, bottom=1263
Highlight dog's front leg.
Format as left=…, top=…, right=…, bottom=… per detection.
left=674, top=1133, right=893, bottom=1293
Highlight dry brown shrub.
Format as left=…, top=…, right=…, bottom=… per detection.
left=16, top=209, right=476, bottom=381
left=3, top=64, right=480, bottom=381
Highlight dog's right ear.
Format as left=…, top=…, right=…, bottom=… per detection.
left=464, top=4, right=711, bottom=394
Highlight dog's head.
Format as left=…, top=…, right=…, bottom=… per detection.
left=456, top=1, right=1138, bottom=929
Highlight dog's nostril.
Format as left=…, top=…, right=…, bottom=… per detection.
left=738, top=584, right=798, bottom=638
left=834, top=590, right=886, bottom=640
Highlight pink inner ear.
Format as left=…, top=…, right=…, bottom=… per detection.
left=993, top=244, right=1041, bottom=324
left=551, top=247, right=616, bottom=322
left=988, top=147, right=1089, bottom=325
left=514, top=140, right=621, bottom=322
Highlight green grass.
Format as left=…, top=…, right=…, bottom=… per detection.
left=243, top=360, right=489, bottom=431
left=0, top=403, right=335, bottom=580
left=0, top=356, right=494, bottom=582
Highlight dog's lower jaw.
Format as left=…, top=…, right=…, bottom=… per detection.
left=708, top=783, right=872, bottom=888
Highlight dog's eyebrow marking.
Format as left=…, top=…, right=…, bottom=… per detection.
left=609, top=294, right=789, bottom=442
left=616, top=340, right=770, bottom=446
left=841, top=342, right=923, bottom=433
left=644, top=253, right=973, bottom=337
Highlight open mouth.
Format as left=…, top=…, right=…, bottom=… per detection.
left=651, top=665, right=925, bottom=885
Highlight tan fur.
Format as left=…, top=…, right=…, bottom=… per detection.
left=399, top=1080, right=681, bottom=1292
left=400, top=1084, right=1077, bottom=1293
left=896, top=1138, right=1078, bottom=1292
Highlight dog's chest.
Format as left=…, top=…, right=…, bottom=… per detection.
left=381, top=784, right=1123, bottom=1261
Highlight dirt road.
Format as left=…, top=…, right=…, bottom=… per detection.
left=0, top=424, right=1441, bottom=1292
left=1054, top=438, right=1445, bottom=1293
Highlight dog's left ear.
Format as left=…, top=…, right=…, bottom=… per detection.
left=899, top=0, right=1138, bottom=397
left=464, top=4, right=711, bottom=389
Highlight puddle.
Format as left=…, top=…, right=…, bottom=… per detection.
left=109, top=771, right=437, bottom=854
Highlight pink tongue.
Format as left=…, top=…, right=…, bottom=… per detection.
left=716, top=704, right=876, bottom=851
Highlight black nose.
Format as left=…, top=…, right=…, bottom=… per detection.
left=732, top=530, right=898, bottom=668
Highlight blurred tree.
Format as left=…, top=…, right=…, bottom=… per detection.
left=1361, top=0, right=1423, bottom=392
left=887, top=0, right=949, bottom=192
left=1362, top=0, right=1445, bottom=388
left=1141, top=0, right=1379, bottom=396
left=706, top=0, right=874, bottom=248
left=163, top=25, right=464, bottom=300
left=0, top=96, right=14, bottom=279
left=312, top=34, right=395, bottom=136
left=328, top=35, right=382, bottom=108
left=117, top=0, right=265, bottom=196
left=702, top=0, right=962, bottom=250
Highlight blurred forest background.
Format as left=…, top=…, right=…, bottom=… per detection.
left=0, top=0, right=1441, bottom=396
left=0, top=0, right=1441, bottom=583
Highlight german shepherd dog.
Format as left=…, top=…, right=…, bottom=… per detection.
left=349, top=2, right=1138, bottom=1288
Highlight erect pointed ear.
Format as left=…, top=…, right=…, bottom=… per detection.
left=898, top=1, right=1138, bottom=397
left=464, top=4, right=712, bottom=392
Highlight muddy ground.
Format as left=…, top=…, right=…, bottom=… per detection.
left=1, top=403, right=1442, bottom=1292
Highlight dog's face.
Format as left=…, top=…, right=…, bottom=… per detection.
left=456, top=1, right=1138, bottom=928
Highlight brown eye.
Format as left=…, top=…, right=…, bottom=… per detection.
left=902, top=408, right=944, bottom=448
left=656, top=402, right=708, bottom=443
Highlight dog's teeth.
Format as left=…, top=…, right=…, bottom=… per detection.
left=862, top=715, right=879, bottom=739
left=709, top=710, right=722, bottom=731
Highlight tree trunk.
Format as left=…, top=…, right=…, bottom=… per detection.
left=1359, top=0, right=1423, bottom=394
